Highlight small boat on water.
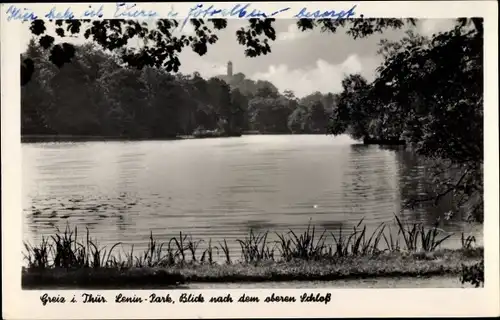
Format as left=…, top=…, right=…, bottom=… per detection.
left=363, top=137, right=406, bottom=146
left=192, top=129, right=242, bottom=139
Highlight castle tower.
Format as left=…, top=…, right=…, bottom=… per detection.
left=227, top=61, right=233, bottom=77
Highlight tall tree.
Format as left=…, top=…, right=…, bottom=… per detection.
left=329, top=74, right=373, bottom=140
left=327, top=19, right=483, bottom=222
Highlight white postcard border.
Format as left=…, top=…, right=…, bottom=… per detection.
left=1, top=1, right=499, bottom=319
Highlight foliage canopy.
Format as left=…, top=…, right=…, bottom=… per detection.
left=22, top=18, right=416, bottom=85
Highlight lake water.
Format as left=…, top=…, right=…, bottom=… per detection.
left=22, top=135, right=482, bottom=261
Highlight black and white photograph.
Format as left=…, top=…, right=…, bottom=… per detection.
left=2, top=1, right=499, bottom=318
left=17, top=12, right=487, bottom=292
left=2, top=5, right=497, bottom=317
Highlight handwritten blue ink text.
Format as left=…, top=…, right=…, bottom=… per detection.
left=83, top=5, right=104, bottom=18
left=114, top=3, right=158, bottom=18
left=166, top=6, right=179, bottom=18
left=182, top=3, right=291, bottom=29
left=5, top=5, right=37, bottom=21
left=294, top=5, right=357, bottom=19
left=45, top=7, right=75, bottom=20
left=3, top=3, right=358, bottom=24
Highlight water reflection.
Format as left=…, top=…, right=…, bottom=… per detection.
left=340, top=144, right=399, bottom=223
left=393, top=147, right=475, bottom=235
left=22, top=135, right=483, bottom=259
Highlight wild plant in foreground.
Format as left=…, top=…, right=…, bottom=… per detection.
left=461, top=232, right=476, bottom=250
left=460, top=259, right=484, bottom=287
left=236, top=230, right=274, bottom=263
left=419, top=223, right=453, bottom=252
left=277, top=221, right=337, bottom=261
left=186, top=236, right=203, bottom=263
left=169, top=231, right=188, bottom=263
left=217, top=239, right=231, bottom=264
left=394, top=215, right=420, bottom=251
left=85, top=235, right=121, bottom=268
left=287, top=222, right=328, bottom=260
left=276, top=232, right=293, bottom=261
left=23, top=236, right=51, bottom=268
left=200, top=239, right=217, bottom=264
left=394, top=215, right=453, bottom=252
left=328, top=220, right=386, bottom=257
left=23, top=225, right=122, bottom=269
left=23, top=216, right=469, bottom=270
left=133, top=232, right=168, bottom=267
left=50, top=225, right=83, bottom=268
left=331, top=225, right=354, bottom=257
left=356, top=222, right=386, bottom=255
left=382, top=225, right=401, bottom=252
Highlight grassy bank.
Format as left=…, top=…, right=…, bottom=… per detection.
left=23, top=248, right=482, bottom=289
left=22, top=217, right=483, bottom=289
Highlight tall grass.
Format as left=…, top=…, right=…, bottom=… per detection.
left=277, top=223, right=328, bottom=261
left=394, top=215, right=454, bottom=252
left=461, top=233, right=476, bottom=250
left=236, top=230, right=275, bottom=263
left=23, top=215, right=475, bottom=270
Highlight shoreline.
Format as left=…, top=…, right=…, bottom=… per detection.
left=22, top=134, right=186, bottom=143
left=22, top=248, right=483, bottom=289
left=188, top=275, right=476, bottom=289
left=21, top=220, right=483, bottom=289
left=21, top=133, right=329, bottom=143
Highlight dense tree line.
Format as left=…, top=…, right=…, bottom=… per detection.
left=21, top=39, right=337, bottom=138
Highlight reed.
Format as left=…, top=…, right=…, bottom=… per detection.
left=461, top=233, right=476, bottom=250
left=280, top=222, right=328, bottom=260
left=200, top=239, right=217, bottom=264
left=23, top=215, right=476, bottom=270
left=394, top=215, right=454, bottom=252
left=236, top=230, right=275, bottom=263
left=217, top=239, right=231, bottom=264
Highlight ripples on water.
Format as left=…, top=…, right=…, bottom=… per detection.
left=22, top=135, right=483, bottom=260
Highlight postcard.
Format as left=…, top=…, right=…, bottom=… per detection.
left=1, top=1, right=499, bottom=319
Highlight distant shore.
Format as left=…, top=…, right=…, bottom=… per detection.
left=22, top=134, right=184, bottom=143
left=21, top=133, right=328, bottom=143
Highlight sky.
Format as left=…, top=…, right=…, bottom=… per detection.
left=21, top=18, right=458, bottom=98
